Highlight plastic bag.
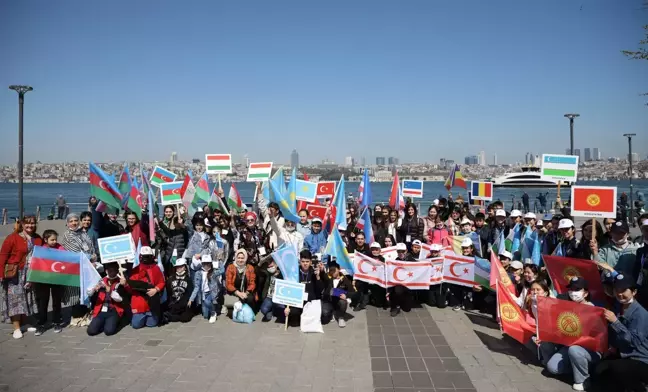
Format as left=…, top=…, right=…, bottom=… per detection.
left=232, top=301, right=255, bottom=324
left=300, top=300, right=323, bottom=333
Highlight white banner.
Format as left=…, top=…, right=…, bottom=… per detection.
left=353, top=253, right=386, bottom=288
left=385, top=259, right=432, bottom=289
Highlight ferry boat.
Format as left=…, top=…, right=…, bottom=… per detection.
left=484, top=167, right=572, bottom=188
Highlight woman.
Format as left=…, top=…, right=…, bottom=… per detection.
left=80, top=211, right=98, bottom=252
left=383, top=234, right=397, bottom=249
left=237, top=212, right=266, bottom=266
left=187, top=217, right=228, bottom=277
left=216, top=214, right=237, bottom=266
left=373, top=205, right=383, bottom=225
left=386, top=210, right=400, bottom=242
left=556, top=218, right=579, bottom=258
left=372, top=213, right=388, bottom=246
left=0, top=216, right=41, bottom=339
left=514, top=264, right=540, bottom=307
left=573, top=220, right=606, bottom=260
left=540, top=277, right=601, bottom=391
left=594, top=274, right=648, bottom=391
left=165, top=258, right=194, bottom=323
left=422, top=206, right=439, bottom=239
left=158, top=205, right=188, bottom=272
left=125, top=211, right=149, bottom=248
left=225, top=249, right=256, bottom=309
left=399, top=204, right=425, bottom=246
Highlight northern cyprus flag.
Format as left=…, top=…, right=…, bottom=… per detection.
left=353, top=253, right=386, bottom=288
left=386, top=259, right=432, bottom=289
left=228, top=184, right=243, bottom=213
left=442, top=253, right=475, bottom=288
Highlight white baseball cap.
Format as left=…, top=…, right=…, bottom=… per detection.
left=558, top=218, right=574, bottom=229
left=175, top=258, right=187, bottom=267
left=524, top=212, right=536, bottom=220
left=499, top=250, right=512, bottom=260
left=433, top=199, right=440, bottom=206
left=510, top=210, right=522, bottom=218
left=396, top=243, right=407, bottom=251
left=461, top=238, right=473, bottom=248
left=460, top=218, right=472, bottom=225
left=140, top=246, right=154, bottom=256
left=201, top=254, right=213, bottom=263
left=370, top=242, right=382, bottom=249
left=495, top=210, right=507, bottom=217
left=412, top=240, right=422, bottom=246
left=536, top=220, right=544, bottom=227
left=430, top=244, right=443, bottom=251
left=510, top=260, right=524, bottom=270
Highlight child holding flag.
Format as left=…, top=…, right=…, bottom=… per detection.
left=86, top=261, right=127, bottom=336
left=33, top=230, right=65, bottom=336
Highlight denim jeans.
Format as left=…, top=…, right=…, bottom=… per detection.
left=260, top=297, right=285, bottom=319
left=202, top=292, right=215, bottom=319
left=131, top=312, right=158, bottom=329
left=87, top=308, right=120, bottom=336
left=540, top=343, right=601, bottom=384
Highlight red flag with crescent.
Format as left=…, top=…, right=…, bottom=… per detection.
left=316, top=181, right=336, bottom=199
left=385, top=259, right=432, bottom=289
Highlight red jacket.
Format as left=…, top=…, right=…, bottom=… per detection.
left=91, top=276, right=127, bottom=317
left=428, top=228, right=449, bottom=245
left=0, top=232, right=44, bottom=279
left=127, top=263, right=165, bottom=314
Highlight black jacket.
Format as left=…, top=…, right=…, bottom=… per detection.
left=299, top=267, right=328, bottom=302
left=324, top=274, right=355, bottom=301
left=257, top=266, right=283, bottom=300
left=166, top=274, right=193, bottom=313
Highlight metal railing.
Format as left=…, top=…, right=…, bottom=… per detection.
left=1, top=203, right=90, bottom=224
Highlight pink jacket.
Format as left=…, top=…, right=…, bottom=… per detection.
left=427, top=228, right=449, bottom=245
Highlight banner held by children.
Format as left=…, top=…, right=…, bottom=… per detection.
left=98, top=234, right=135, bottom=263
left=541, top=154, right=579, bottom=183
left=295, top=179, right=318, bottom=202
left=205, top=154, right=232, bottom=174
left=27, top=247, right=81, bottom=286
left=353, top=253, right=386, bottom=287
left=272, top=279, right=306, bottom=308
left=470, top=181, right=493, bottom=201
left=385, top=259, right=432, bottom=289
left=542, top=255, right=606, bottom=304
left=316, top=181, right=336, bottom=199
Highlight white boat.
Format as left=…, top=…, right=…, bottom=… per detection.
left=485, top=167, right=572, bottom=188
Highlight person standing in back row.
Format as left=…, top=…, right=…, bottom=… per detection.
left=56, top=195, right=66, bottom=220
left=522, top=192, right=530, bottom=213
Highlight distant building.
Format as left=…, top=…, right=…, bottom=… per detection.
left=360, top=156, right=366, bottom=166
left=445, top=159, right=455, bottom=168
left=192, top=158, right=200, bottom=164
left=291, top=149, right=299, bottom=169
left=493, top=154, right=497, bottom=165
left=170, top=152, right=177, bottom=163
left=584, top=148, right=592, bottom=162
left=525, top=152, right=532, bottom=165
left=574, top=149, right=581, bottom=161
left=478, top=151, right=486, bottom=166
left=376, top=157, right=386, bottom=165
left=565, top=148, right=571, bottom=155
left=344, top=156, right=354, bottom=167
left=629, top=152, right=640, bottom=162
left=439, top=158, right=446, bottom=169
left=464, top=155, right=478, bottom=165
left=593, top=148, right=601, bottom=161
left=608, top=157, right=619, bottom=163
left=388, top=157, right=399, bottom=165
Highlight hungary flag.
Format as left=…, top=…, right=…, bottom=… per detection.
left=89, top=162, right=122, bottom=209
left=228, top=184, right=243, bottom=212
left=27, top=247, right=81, bottom=287
left=194, top=172, right=211, bottom=204
left=205, top=154, right=232, bottom=173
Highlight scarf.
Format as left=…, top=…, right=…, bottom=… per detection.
left=236, top=263, right=246, bottom=274
left=61, top=228, right=94, bottom=257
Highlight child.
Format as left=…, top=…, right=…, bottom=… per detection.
left=258, top=259, right=283, bottom=322
left=164, top=258, right=194, bottom=323
left=323, top=263, right=356, bottom=328
left=190, top=255, right=223, bottom=323
left=86, top=261, right=127, bottom=336
left=32, top=230, right=65, bottom=335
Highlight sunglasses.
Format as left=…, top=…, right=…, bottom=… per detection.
left=246, top=219, right=256, bottom=223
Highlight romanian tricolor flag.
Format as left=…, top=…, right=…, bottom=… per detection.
left=536, top=296, right=608, bottom=353
left=470, top=181, right=493, bottom=201
left=27, top=247, right=81, bottom=287
left=444, top=165, right=467, bottom=190
left=496, top=280, right=536, bottom=345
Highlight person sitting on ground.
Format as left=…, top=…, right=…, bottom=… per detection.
left=190, top=255, right=222, bottom=323
left=258, top=258, right=283, bottom=322
left=539, top=277, right=602, bottom=391
left=322, top=263, right=355, bottom=328
left=86, top=261, right=127, bottom=336
left=164, top=258, right=194, bottom=323
left=284, top=250, right=328, bottom=326
left=225, top=249, right=256, bottom=309
left=126, top=246, right=165, bottom=329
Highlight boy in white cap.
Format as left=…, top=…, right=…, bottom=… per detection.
left=164, top=258, right=194, bottom=323
left=389, top=243, right=415, bottom=317
left=488, top=209, right=510, bottom=258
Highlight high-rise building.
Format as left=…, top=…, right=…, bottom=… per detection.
left=170, top=152, right=177, bottom=163
left=388, top=157, right=399, bottom=165
left=584, top=148, right=592, bottom=162
left=525, top=152, right=531, bottom=165
left=376, top=157, right=386, bottom=165
left=493, top=154, right=497, bottom=165
left=344, top=156, right=354, bottom=167
left=593, top=148, right=601, bottom=161
left=565, top=148, right=571, bottom=155
left=479, top=151, right=486, bottom=166
left=445, top=160, right=455, bottom=168
left=574, top=149, right=581, bottom=161
left=464, top=156, right=478, bottom=165
left=439, top=158, right=446, bottom=169
left=629, top=152, right=640, bottom=162
left=360, top=156, right=366, bottom=166
left=290, top=149, right=299, bottom=169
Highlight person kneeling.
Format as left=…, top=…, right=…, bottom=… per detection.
left=258, top=259, right=284, bottom=322
left=190, top=255, right=223, bottom=323
left=322, top=263, right=355, bottom=328
left=284, top=250, right=328, bottom=326
left=127, top=246, right=165, bottom=329
left=86, top=262, right=127, bottom=336
left=164, top=258, right=194, bottom=323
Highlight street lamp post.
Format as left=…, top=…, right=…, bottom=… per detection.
left=8, top=85, right=33, bottom=220
left=623, top=133, right=637, bottom=227
left=564, top=113, right=580, bottom=156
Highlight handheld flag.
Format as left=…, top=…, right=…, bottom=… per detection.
left=386, top=259, right=432, bottom=289
left=356, top=207, right=374, bottom=244
left=444, top=164, right=467, bottom=190
left=316, top=181, right=336, bottom=199
left=269, top=179, right=301, bottom=223
left=470, top=181, right=493, bottom=201
left=324, top=227, right=354, bottom=274
left=284, top=167, right=298, bottom=214
left=208, top=187, right=228, bottom=213
left=79, top=253, right=102, bottom=306
left=147, top=189, right=155, bottom=244
left=441, top=253, right=475, bottom=287
left=159, top=181, right=184, bottom=206
left=353, top=253, right=386, bottom=287
left=332, top=175, right=347, bottom=229
left=542, top=255, right=606, bottom=303
left=247, top=162, right=273, bottom=182
left=271, top=243, right=300, bottom=282
left=295, top=180, right=317, bottom=202
left=388, top=171, right=405, bottom=212
left=150, top=166, right=177, bottom=187
left=89, top=162, right=123, bottom=209
left=133, top=238, right=142, bottom=268
left=490, top=251, right=515, bottom=295
left=536, top=296, right=608, bottom=353
left=194, top=172, right=211, bottom=204
left=474, top=256, right=492, bottom=290
left=205, top=154, right=233, bottom=174
left=571, top=186, right=617, bottom=219
left=359, top=169, right=373, bottom=208
left=496, top=281, right=536, bottom=345
left=181, top=174, right=196, bottom=211
left=402, top=180, right=423, bottom=198
left=227, top=183, right=244, bottom=213
left=118, top=164, right=132, bottom=207
left=27, top=247, right=81, bottom=286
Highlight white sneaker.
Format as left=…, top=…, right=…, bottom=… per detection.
left=572, top=383, right=584, bottom=391
left=209, top=315, right=217, bottom=324
left=13, top=329, right=23, bottom=339
left=26, top=327, right=37, bottom=332
left=338, top=319, right=346, bottom=328
left=220, top=307, right=228, bottom=316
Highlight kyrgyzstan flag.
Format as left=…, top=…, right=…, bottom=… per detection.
left=385, top=259, right=431, bottom=289
left=353, top=253, right=386, bottom=288
left=490, top=251, right=516, bottom=295
left=571, top=186, right=616, bottom=218
left=496, top=282, right=536, bottom=345
left=536, top=296, right=608, bottom=353
left=542, top=255, right=606, bottom=304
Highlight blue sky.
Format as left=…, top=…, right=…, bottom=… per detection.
left=0, top=0, right=646, bottom=166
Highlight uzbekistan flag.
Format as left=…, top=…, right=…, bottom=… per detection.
left=160, top=181, right=184, bottom=205
left=247, top=162, right=273, bottom=181
left=150, top=166, right=177, bottom=187
left=27, top=247, right=81, bottom=287
left=571, top=186, right=617, bottom=219
left=470, top=181, right=493, bottom=200
left=402, top=180, right=423, bottom=198
left=205, top=154, right=232, bottom=174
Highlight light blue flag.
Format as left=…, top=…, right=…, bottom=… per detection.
left=553, top=242, right=564, bottom=257
left=332, top=175, right=347, bottom=229
left=269, top=180, right=301, bottom=223
left=269, top=167, right=285, bottom=203
left=285, top=168, right=297, bottom=214
left=324, top=227, right=354, bottom=275
left=521, top=226, right=534, bottom=262
left=295, top=180, right=317, bottom=203
left=359, top=169, right=373, bottom=209
left=156, top=253, right=167, bottom=303
left=271, top=243, right=300, bottom=282
left=531, top=231, right=542, bottom=266
left=360, top=207, right=374, bottom=244
left=133, top=238, right=142, bottom=268
left=79, top=253, right=102, bottom=306
left=262, top=181, right=271, bottom=202
left=511, top=223, right=522, bottom=254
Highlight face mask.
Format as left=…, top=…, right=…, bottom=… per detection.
left=267, top=267, right=277, bottom=274
left=568, top=291, right=585, bottom=302
left=525, top=276, right=534, bottom=283
left=613, top=237, right=627, bottom=246
left=285, top=225, right=296, bottom=232
left=618, top=297, right=634, bottom=305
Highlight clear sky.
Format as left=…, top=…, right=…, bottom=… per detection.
left=0, top=0, right=646, bottom=166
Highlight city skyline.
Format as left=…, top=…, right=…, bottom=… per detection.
left=1, top=1, right=646, bottom=165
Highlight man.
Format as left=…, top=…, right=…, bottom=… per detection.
left=297, top=209, right=311, bottom=237
left=522, top=192, right=530, bottom=213
left=390, top=243, right=415, bottom=317
left=593, top=221, right=639, bottom=278
left=348, top=231, right=371, bottom=256
left=523, top=212, right=537, bottom=229
left=258, top=259, right=283, bottom=322
left=488, top=209, right=510, bottom=256
left=284, top=250, right=329, bottom=326
left=56, top=194, right=66, bottom=220
left=474, top=213, right=489, bottom=258
left=304, top=217, right=328, bottom=258
left=257, top=189, right=285, bottom=252
left=267, top=215, right=304, bottom=251
left=410, top=240, right=423, bottom=260
left=510, top=209, right=523, bottom=226
left=537, top=192, right=548, bottom=213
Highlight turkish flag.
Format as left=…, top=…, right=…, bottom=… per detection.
left=542, top=255, right=606, bottom=304
left=490, top=252, right=516, bottom=296
left=316, top=181, right=336, bottom=199
left=571, top=186, right=616, bottom=218
left=353, top=253, right=386, bottom=287
left=306, top=205, right=328, bottom=221
left=496, top=282, right=536, bottom=345
left=297, top=200, right=308, bottom=212
left=536, top=296, right=608, bottom=353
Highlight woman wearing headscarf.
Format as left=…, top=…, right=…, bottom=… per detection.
left=61, top=213, right=99, bottom=326
left=158, top=205, right=188, bottom=272
left=0, top=216, right=42, bottom=339
left=225, top=249, right=256, bottom=309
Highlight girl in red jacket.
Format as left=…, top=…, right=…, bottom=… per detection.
left=127, top=246, right=165, bottom=329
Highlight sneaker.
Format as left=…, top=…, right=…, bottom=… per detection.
left=12, top=329, right=23, bottom=339
left=34, top=326, right=46, bottom=336
left=53, top=323, right=63, bottom=334
left=354, top=303, right=366, bottom=312
left=26, top=326, right=37, bottom=332
left=338, top=319, right=346, bottom=328
left=208, top=315, right=217, bottom=324
left=262, top=313, right=272, bottom=322
left=390, top=308, right=400, bottom=317
left=220, top=307, right=228, bottom=316
left=452, top=305, right=462, bottom=311
left=572, top=383, right=584, bottom=391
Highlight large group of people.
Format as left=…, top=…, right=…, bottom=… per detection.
left=2, top=185, right=648, bottom=391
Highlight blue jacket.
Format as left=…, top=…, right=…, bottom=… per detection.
left=190, top=266, right=224, bottom=304
left=304, top=230, right=328, bottom=255
left=610, top=301, right=648, bottom=365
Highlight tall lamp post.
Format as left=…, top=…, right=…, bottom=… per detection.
left=8, top=85, right=33, bottom=220
left=623, top=133, right=637, bottom=227
left=564, top=113, right=580, bottom=156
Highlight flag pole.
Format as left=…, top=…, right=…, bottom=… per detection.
left=218, top=174, right=222, bottom=193
left=555, top=181, right=561, bottom=210
left=253, top=182, right=259, bottom=203
left=591, top=218, right=596, bottom=240
left=285, top=305, right=290, bottom=330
